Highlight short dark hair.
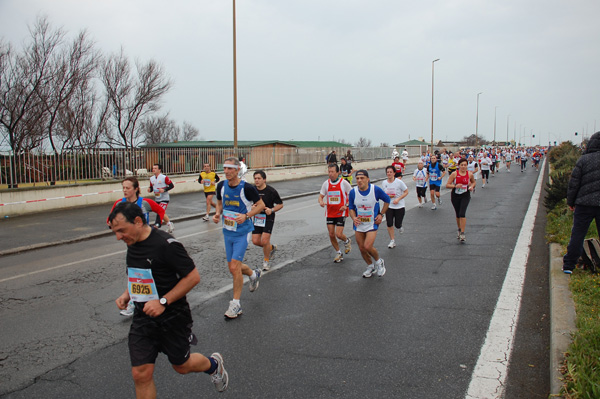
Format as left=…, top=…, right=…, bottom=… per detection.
left=153, top=163, right=163, bottom=172
left=386, top=165, right=395, bottom=173
left=328, top=163, right=339, bottom=172
left=458, top=157, right=468, bottom=166
left=253, top=170, right=266, bottom=179
left=108, top=201, right=146, bottom=225
left=122, top=177, right=140, bottom=197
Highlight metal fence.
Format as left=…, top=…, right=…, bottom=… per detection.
left=0, top=146, right=395, bottom=188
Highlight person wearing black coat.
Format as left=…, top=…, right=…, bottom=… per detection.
left=563, top=131, right=600, bottom=273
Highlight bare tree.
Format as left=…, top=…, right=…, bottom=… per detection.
left=101, top=49, right=173, bottom=150
left=141, top=114, right=180, bottom=144
left=462, top=134, right=488, bottom=146
left=355, top=137, right=372, bottom=148
left=181, top=121, right=200, bottom=141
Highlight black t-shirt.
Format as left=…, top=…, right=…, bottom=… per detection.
left=340, top=163, right=353, bottom=177
left=126, top=229, right=195, bottom=312
left=257, top=185, right=283, bottom=221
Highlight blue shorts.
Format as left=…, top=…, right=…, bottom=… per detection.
left=224, top=234, right=249, bottom=262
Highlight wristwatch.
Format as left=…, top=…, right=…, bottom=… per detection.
left=159, top=297, right=168, bottom=306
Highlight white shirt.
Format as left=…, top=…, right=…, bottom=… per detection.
left=480, top=158, right=492, bottom=171
left=381, top=178, right=408, bottom=209
left=413, top=168, right=428, bottom=187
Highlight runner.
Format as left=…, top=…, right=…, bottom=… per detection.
left=238, top=156, right=248, bottom=181
left=426, top=154, right=446, bottom=210
left=108, top=177, right=173, bottom=317
left=401, top=148, right=409, bottom=164
left=489, top=150, right=497, bottom=175
left=319, top=163, right=353, bottom=263
left=479, top=153, right=492, bottom=188
left=340, top=157, right=354, bottom=185
left=381, top=166, right=408, bottom=248
left=412, top=161, right=428, bottom=207
left=213, top=157, right=265, bottom=319
left=532, top=149, right=542, bottom=172
left=348, top=170, right=390, bottom=278
left=504, top=149, right=513, bottom=172
left=199, top=162, right=220, bottom=221
left=109, top=202, right=229, bottom=396
left=251, top=170, right=283, bottom=272
left=520, top=149, right=528, bottom=172
left=467, top=155, right=479, bottom=195
left=148, top=163, right=175, bottom=230
left=391, top=156, right=404, bottom=178
left=446, top=158, right=476, bottom=242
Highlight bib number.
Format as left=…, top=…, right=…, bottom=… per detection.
left=254, top=213, right=266, bottom=227
left=357, top=207, right=374, bottom=223
left=222, top=210, right=238, bottom=231
left=328, top=191, right=341, bottom=205
left=128, top=268, right=159, bottom=302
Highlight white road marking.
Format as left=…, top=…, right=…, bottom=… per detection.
left=465, top=159, right=546, bottom=399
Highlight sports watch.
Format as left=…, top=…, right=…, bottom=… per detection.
left=159, top=297, right=168, bottom=306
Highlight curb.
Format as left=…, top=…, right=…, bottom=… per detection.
left=549, top=242, right=576, bottom=397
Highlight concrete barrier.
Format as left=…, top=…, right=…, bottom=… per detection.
left=0, top=159, right=397, bottom=216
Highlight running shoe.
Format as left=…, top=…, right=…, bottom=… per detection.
left=399, top=227, right=404, bottom=234
left=210, top=353, right=229, bottom=392
left=362, top=264, right=375, bottom=278
left=431, top=204, right=437, bottom=210
left=482, top=183, right=485, bottom=188
left=562, top=266, right=573, bottom=275
left=202, top=215, right=209, bottom=222
left=249, top=269, right=261, bottom=292
left=344, top=239, right=352, bottom=254
left=388, top=240, right=396, bottom=248
left=376, top=259, right=386, bottom=277
left=334, top=252, right=344, bottom=263
left=120, top=301, right=135, bottom=317
left=166, top=221, right=174, bottom=233
left=418, top=203, right=423, bottom=208
left=438, top=197, right=442, bottom=205
left=262, top=261, right=270, bottom=271
left=459, top=233, right=466, bottom=242
left=270, top=244, right=278, bottom=258
left=224, top=301, right=242, bottom=319
left=457, top=229, right=461, bottom=239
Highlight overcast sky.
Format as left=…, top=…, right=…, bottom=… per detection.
left=1, top=0, right=599, bottom=147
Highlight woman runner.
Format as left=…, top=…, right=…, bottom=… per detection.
left=446, top=158, right=476, bottom=242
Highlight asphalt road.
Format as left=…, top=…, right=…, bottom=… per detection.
left=0, top=163, right=549, bottom=398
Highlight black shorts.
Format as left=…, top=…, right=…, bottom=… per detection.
left=203, top=191, right=216, bottom=198
left=385, top=207, right=405, bottom=229
left=451, top=191, right=471, bottom=218
left=481, top=170, right=490, bottom=179
left=128, top=305, right=197, bottom=367
left=429, top=184, right=441, bottom=192
left=394, top=172, right=402, bottom=178
left=326, top=217, right=346, bottom=227
left=252, top=218, right=275, bottom=235
left=416, top=186, right=427, bottom=197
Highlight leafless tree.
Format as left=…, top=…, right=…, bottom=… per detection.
left=141, top=113, right=180, bottom=144
left=181, top=121, right=200, bottom=141
left=355, top=137, right=372, bottom=148
left=101, top=49, right=172, bottom=149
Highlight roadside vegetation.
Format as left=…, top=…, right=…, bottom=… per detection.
left=544, top=142, right=600, bottom=398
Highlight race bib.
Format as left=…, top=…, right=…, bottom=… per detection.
left=416, top=178, right=425, bottom=187
left=128, top=268, right=159, bottom=302
left=222, top=210, right=238, bottom=231
left=254, top=213, right=266, bottom=227
left=455, top=186, right=467, bottom=195
left=385, top=190, right=396, bottom=198
left=328, top=191, right=341, bottom=205
left=430, top=175, right=437, bottom=181
left=202, top=179, right=211, bottom=187
left=357, top=207, right=374, bottom=223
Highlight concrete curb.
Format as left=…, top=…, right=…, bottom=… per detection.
left=549, top=242, right=576, bottom=397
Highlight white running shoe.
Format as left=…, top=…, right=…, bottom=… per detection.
left=248, top=269, right=261, bottom=292
left=362, top=264, right=376, bottom=278
left=210, top=353, right=229, bottom=392
left=202, top=215, right=209, bottom=222
left=262, top=261, right=270, bottom=271
left=166, top=221, right=174, bottom=233
left=399, top=227, right=404, bottom=234
left=431, top=204, right=437, bottom=210
left=224, top=301, right=242, bottom=319
left=418, top=203, right=423, bottom=208
left=459, top=233, right=466, bottom=243
left=376, top=259, right=386, bottom=277
left=344, top=239, right=352, bottom=254
left=120, top=301, right=135, bottom=317
left=334, top=252, right=344, bottom=263
left=388, top=240, right=396, bottom=248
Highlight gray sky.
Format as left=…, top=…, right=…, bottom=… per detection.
left=1, top=0, right=599, bottom=147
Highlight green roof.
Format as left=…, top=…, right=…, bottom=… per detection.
left=143, top=140, right=352, bottom=148
left=394, top=139, right=429, bottom=146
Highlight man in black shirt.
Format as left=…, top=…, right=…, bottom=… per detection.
left=251, top=170, right=284, bottom=271
left=109, top=201, right=229, bottom=396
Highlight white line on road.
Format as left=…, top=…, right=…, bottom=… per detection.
left=465, top=160, right=546, bottom=399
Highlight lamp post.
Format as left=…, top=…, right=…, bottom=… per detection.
left=430, top=58, right=440, bottom=155
left=493, top=106, right=499, bottom=146
left=232, top=0, right=238, bottom=154
left=506, top=114, right=510, bottom=143
left=475, top=92, right=482, bottom=148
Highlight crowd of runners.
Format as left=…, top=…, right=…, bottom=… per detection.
left=106, top=147, right=546, bottom=397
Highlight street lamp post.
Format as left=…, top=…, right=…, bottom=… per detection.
left=475, top=92, right=482, bottom=148
left=232, top=0, right=238, bottom=154
left=430, top=58, right=440, bottom=155
left=493, top=106, right=499, bottom=146
left=506, top=114, right=510, bottom=143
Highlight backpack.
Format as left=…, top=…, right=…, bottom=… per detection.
left=580, top=238, right=600, bottom=273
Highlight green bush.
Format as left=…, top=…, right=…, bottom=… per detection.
left=548, top=141, right=580, bottom=164
left=545, top=169, right=572, bottom=211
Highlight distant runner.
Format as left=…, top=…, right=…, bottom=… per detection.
left=199, top=162, right=220, bottom=222
left=148, top=163, right=175, bottom=232
left=319, top=163, right=352, bottom=263
left=381, top=166, right=408, bottom=248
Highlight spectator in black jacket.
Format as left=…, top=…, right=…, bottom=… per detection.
left=326, top=150, right=337, bottom=165
left=563, top=131, right=600, bottom=274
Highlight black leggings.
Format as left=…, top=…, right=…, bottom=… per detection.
left=386, top=207, right=405, bottom=228
left=451, top=192, right=471, bottom=218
